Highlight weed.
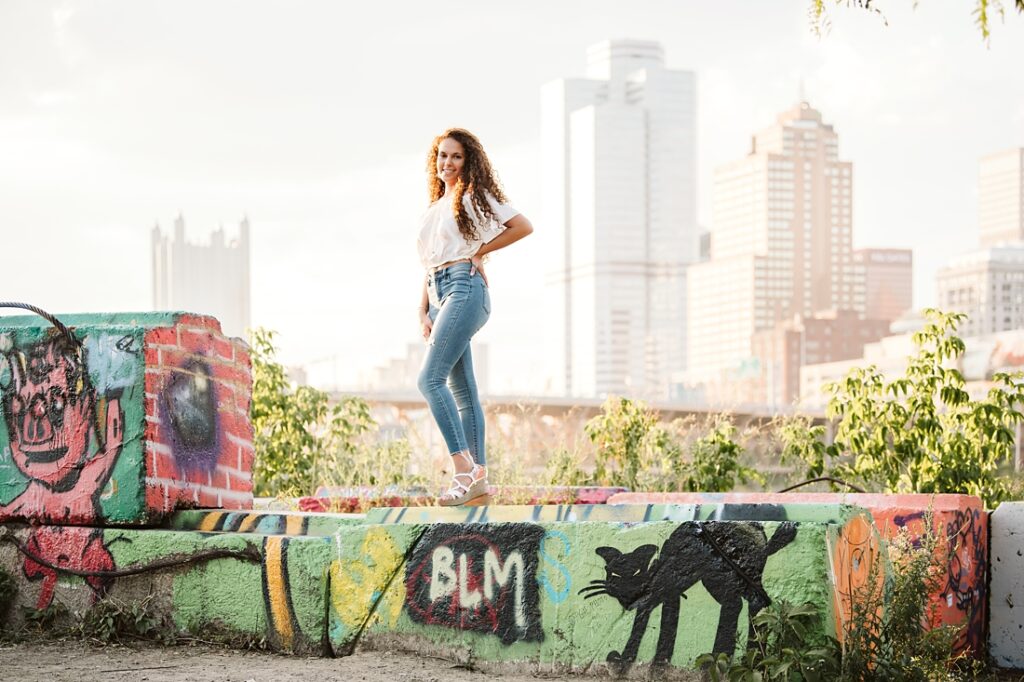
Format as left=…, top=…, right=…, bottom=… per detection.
left=0, top=567, right=16, bottom=624
left=73, top=595, right=176, bottom=645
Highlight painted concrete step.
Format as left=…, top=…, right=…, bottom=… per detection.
left=168, top=509, right=364, bottom=536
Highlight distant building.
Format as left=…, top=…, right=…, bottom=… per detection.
left=542, top=39, right=697, bottom=398
left=979, top=148, right=1024, bottom=247
left=151, top=214, right=251, bottom=339
left=937, top=244, right=1024, bottom=337
left=852, top=248, right=913, bottom=321
left=687, top=101, right=855, bottom=384
left=800, top=327, right=1024, bottom=410
left=751, top=310, right=891, bottom=406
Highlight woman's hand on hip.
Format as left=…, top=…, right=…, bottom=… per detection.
left=469, top=254, right=488, bottom=286
left=419, top=310, right=433, bottom=341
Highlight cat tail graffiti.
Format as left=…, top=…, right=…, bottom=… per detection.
left=765, top=522, right=798, bottom=557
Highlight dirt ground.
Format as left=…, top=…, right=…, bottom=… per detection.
left=0, top=640, right=556, bottom=682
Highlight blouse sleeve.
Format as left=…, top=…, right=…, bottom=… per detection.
left=476, top=191, right=520, bottom=244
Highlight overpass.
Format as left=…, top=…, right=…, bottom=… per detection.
left=329, top=390, right=826, bottom=425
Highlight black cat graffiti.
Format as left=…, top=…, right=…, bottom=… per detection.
left=580, top=521, right=797, bottom=670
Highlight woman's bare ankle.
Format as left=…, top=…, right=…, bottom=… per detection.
left=450, top=449, right=475, bottom=474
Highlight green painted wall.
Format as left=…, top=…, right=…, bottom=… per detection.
left=329, top=517, right=844, bottom=672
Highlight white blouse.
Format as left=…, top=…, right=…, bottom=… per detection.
left=417, top=190, right=519, bottom=270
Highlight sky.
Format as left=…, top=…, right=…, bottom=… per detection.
left=1, top=0, right=1023, bottom=394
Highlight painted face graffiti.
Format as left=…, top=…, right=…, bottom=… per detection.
left=0, top=335, right=123, bottom=522
left=582, top=521, right=797, bottom=671
left=405, top=523, right=545, bottom=645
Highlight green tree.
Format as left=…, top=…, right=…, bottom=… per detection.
left=781, top=309, right=1024, bottom=507
left=809, top=0, right=1023, bottom=42
left=585, top=396, right=660, bottom=490
left=249, top=328, right=375, bottom=497
left=682, top=417, right=764, bottom=492
left=580, top=397, right=760, bottom=492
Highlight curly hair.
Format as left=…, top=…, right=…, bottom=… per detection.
left=426, top=128, right=509, bottom=243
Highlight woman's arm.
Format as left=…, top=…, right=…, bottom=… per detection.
left=419, top=279, right=432, bottom=339
left=476, top=214, right=533, bottom=259
left=470, top=214, right=533, bottom=284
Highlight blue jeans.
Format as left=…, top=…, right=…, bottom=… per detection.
left=417, top=261, right=491, bottom=465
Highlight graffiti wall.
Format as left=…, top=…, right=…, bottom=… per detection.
left=328, top=510, right=871, bottom=673
left=608, top=492, right=986, bottom=655
left=0, top=503, right=885, bottom=673
left=0, top=312, right=253, bottom=525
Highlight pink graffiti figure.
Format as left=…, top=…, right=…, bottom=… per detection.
left=1, top=337, right=123, bottom=523
left=22, top=526, right=115, bottom=609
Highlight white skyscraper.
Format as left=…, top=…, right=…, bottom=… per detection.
left=151, top=214, right=252, bottom=339
left=979, top=148, right=1024, bottom=248
left=542, top=40, right=697, bottom=398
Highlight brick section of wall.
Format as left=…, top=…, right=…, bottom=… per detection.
left=143, top=316, right=254, bottom=514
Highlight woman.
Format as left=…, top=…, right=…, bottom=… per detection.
left=416, top=128, right=533, bottom=506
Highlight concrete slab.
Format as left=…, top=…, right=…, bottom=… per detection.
left=990, top=502, right=1024, bottom=668
left=0, top=312, right=254, bottom=525
left=609, top=492, right=987, bottom=655
left=328, top=511, right=883, bottom=676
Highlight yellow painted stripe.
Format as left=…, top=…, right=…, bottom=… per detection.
left=285, top=515, right=304, bottom=536
left=197, top=511, right=224, bottom=532
left=238, top=513, right=260, bottom=533
left=265, top=537, right=294, bottom=647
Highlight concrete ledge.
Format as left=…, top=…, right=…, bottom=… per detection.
left=990, top=502, right=1024, bottom=669
left=168, top=509, right=364, bottom=536
left=299, top=486, right=629, bottom=513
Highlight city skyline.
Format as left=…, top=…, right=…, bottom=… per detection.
left=2, top=1, right=1023, bottom=396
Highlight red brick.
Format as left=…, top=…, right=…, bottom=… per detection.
left=213, top=336, right=235, bottom=362
left=146, top=326, right=178, bottom=347
left=144, top=420, right=161, bottom=444
left=145, top=481, right=165, bottom=512
left=211, top=468, right=231, bottom=490
left=144, top=395, right=158, bottom=419
left=235, top=347, right=252, bottom=369
left=216, top=410, right=249, bottom=441
left=176, top=315, right=219, bottom=332
left=238, top=449, right=255, bottom=477
left=159, top=348, right=195, bottom=371
left=144, top=347, right=160, bottom=367
left=150, top=449, right=179, bottom=480
left=179, top=327, right=214, bottom=353
left=209, top=362, right=251, bottom=390
left=214, top=385, right=236, bottom=413
left=198, top=488, right=220, bottom=508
